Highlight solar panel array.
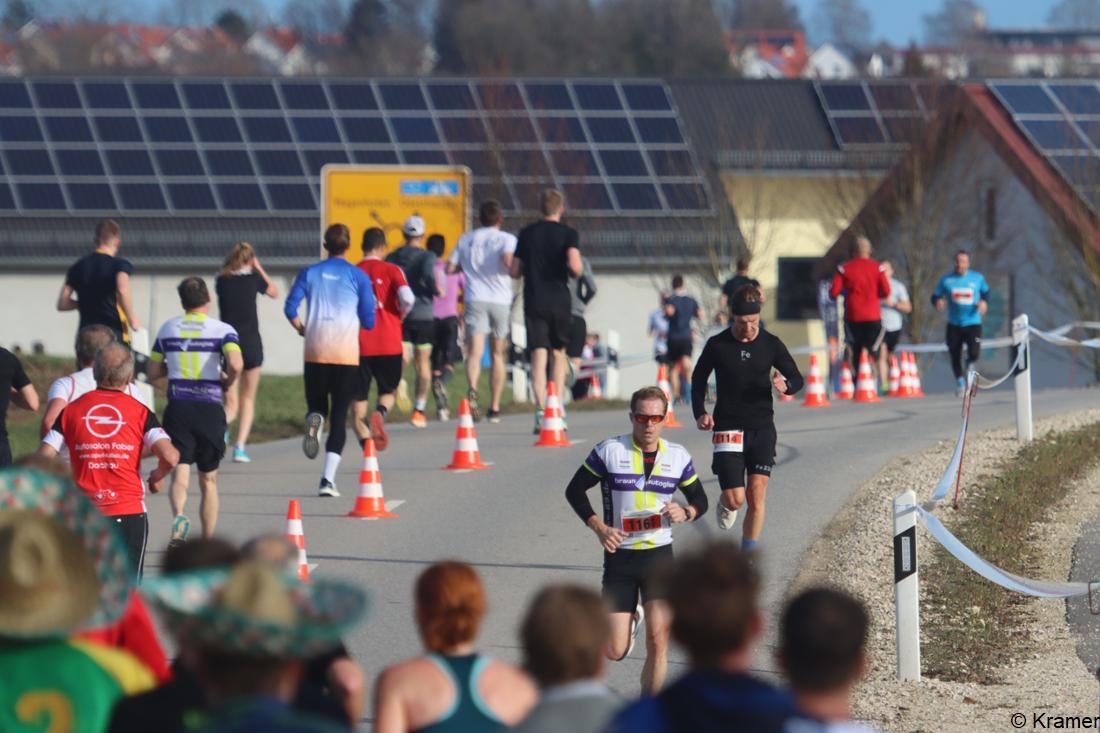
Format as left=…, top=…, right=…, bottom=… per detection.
left=814, top=81, right=937, bottom=148
left=0, top=77, right=711, bottom=217
left=990, top=81, right=1100, bottom=206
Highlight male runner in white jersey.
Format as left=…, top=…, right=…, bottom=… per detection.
left=565, top=385, right=708, bottom=694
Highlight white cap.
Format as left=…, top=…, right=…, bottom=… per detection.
left=402, top=216, right=426, bottom=237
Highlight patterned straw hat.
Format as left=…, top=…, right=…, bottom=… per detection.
left=0, top=468, right=131, bottom=637
left=142, top=560, right=368, bottom=658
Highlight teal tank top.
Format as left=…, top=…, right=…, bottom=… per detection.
left=413, top=654, right=503, bottom=733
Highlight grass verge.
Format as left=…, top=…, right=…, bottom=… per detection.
left=922, top=423, right=1100, bottom=683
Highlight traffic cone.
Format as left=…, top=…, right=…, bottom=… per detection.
left=285, top=500, right=310, bottom=581
left=656, top=365, right=683, bottom=428
left=348, top=438, right=399, bottom=517
left=907, top=352, right=926, bottom=398
left=837, top=361, right=855, bottom=400
left=446, top=399, right=490, bottom=469
left=888, top=355, right=902, bottom=397
left=535, top=383, right=571, bottom=447
left=588, top=375, right=602, bottom=400
left=801, top=354, right=830, bottom=408
left=854, top=352, right=880, bottom=403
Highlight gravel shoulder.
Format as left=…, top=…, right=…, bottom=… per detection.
left=790, top=407, right=1100, bottom=732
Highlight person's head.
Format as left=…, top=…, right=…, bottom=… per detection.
left=854, top=236, right=872, bottom=258
left=881, top=259, right=895, bottom=279
left=75, top=324, right=116, bottom=369
left=161, top=537, right=240, bottom=576
left=629, top=386, right=668, bottom=447
left=415, top=561, right=486, bottom=653
left=402, top=216, right=426, bottom=245
left=93, top=342, right=134, bottom=389
left=241, top=533, right=298, bottom=574
left=323, top=223, right=351, bottom=257
left=540, top=189, right=565, bottom=219
left=94, top=219, right=120, bottom=250
left=363, top=226, right=387, bottom=256
left=178, top=276, right=211, bottom=312
left=220, top=241, right=255, bottom=277
left=736, top=255, right=750, bottom=274
left=665, top=541, right=761, bottom=670
left=671, top=274, right=685, bottom=291
left=479, top=199, right=504, bottom=228
left=779, top=588, right=868, bottom=694
left=522, top=584, right=611, bottom=688
left=729, top=284, right=762, bottom=342
left=426, top=234, right=446, bottom=259
left=13, top=453, right=72, bottom=478
left=954, top=249, right=970, bottom=274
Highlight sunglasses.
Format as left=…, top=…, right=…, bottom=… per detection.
left=632, top=413, right=665, bottom=426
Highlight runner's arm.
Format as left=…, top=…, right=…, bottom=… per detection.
left=829, top=268, right=844, bottom=300
left=691, top=341, right=715, bottom=420
left=930, top=275, right=947, bottom=307
left=356, top=271, right=376, bottom=330
left=38, top=413, right=65, bottom=458
left=678, top=477, right=708, bottom=521
left=253, top=257, right=279, bottom=298
left=773, top=340, right=804, bottom=395
left=876, top=267, right=890, bottom=298
left=221, top=339, right=243, bottom=390
left=145, top=411, right=179, bottom=493
left=566, top=246, right=583, bottom=279
left=509, top=255, right=523, bottom=279
left=147, top=335, right=167, bottom=384
left=11, top=382, right=37, bottom=412
left=284, top=269, right=308, bottom=334
left=115, top=271, right=140, bottom=331
left=578, top=265, right=597, bottom=304
left=41, top=397, right=67, bottom=438
left=565, top=465, right=601, bottom=524
left=57, top=283, right=78, bottom=311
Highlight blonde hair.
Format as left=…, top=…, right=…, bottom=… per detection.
left=220, top=241, right=255, bottom=277
left=540, top=189, right=564, bottom=217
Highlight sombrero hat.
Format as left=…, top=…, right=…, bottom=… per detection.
left=0, top=468, right=131, bottom=637
left=142, top=560, right=367, bottom=659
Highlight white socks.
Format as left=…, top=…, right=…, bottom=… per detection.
left=414, top=398, right=427, bottom=411
left=322, top=452, right=341, bottom=483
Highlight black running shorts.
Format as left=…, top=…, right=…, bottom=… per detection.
left=163, top=400, right=227, bottom=473
left=711, top=425, right=777, bottom=490
left=357, top=354, right=403, bottom=401
left=602, top=545, right=673, bottom=613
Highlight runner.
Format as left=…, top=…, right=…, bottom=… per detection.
left=57, top=219, right=141, bottom=344
left=448, top=199, right=518, bottom=423
left=149, top=277, right=243, bottom=544
left=692, top=285, right=803, bottom=551
left=513, top=190, right=583, bottom=433
left=386, top=216, right=441, bottom=428
left=39, top=343, right=178, bottom=580
left=664, top=275, right=703, bottom=404
left=285, top=223, right=376, bottom=497
left=829, top=236, right=890, bottom=379
left=215, top=241, right=279, bottom=463
left=568, top=255, right=598, bottom=394
left=564, top=385, right=708, bottom=694
left=354, top=227, right=414, bottom=452
left=428, top=233, right=463, bottom=421
left=932, top=249, right=990, bottom=397
left=0, top=345, right=38, bottom=467
left=718, top=256, right=764, bottom=325
left=648, top=293, right=670, bottom=365
left=877, top=260, right=911, bottom=392
left=817, top=277, right=841, bottom=393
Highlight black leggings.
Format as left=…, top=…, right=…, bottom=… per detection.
left=304, top=363, right=358, bottom=455
left=111, top=512, right=149, bottom=583
left=946, top=324, right=982, bottom=379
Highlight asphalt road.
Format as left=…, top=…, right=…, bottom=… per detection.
left=141, top=386, right=1100, bottom=727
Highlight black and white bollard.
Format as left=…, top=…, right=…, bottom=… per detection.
left=1012, top=314, right=1032, bottom=444
left=894, top=490, right=920, bottom=681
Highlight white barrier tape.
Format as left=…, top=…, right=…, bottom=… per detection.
left=914, top=506, right=1093, bottom=598
left=1030, top=326, right=1100, bottom=349
left=925, top=387, right=972, bottom=508
left=974, top=348, right=1026, bottom=390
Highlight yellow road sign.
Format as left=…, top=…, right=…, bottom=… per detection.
left=321, top=165, right=471, bottom=263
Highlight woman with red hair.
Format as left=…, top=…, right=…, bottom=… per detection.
left=373, top=561, right=537, bottom=732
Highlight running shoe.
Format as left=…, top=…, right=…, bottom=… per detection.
left=626, top=602, right=644, bottom=658
left=303, top=412, right=324, bottom=460
left=717, top=502, right=739, bottom=531
left=533, top=408, right=544, bottom=435
left=369, top=411, right=389, bottom=451
left=432, top=377, right=450, bottom=416
left=168, top=514, right=191, bottom=551
left=468, top=388, right=481, bottom=423
left=232, top=447, right=251, bottom=463
left=438, top=408, right=450, bottom=422
left=487, top=409, right=502, bottom=424
left=410, top=410, right=428, bottom=429
left=395, top=379, right=412, bottom=413
left=318, top=478, right=339, bottom=498
left=955, top=377, right=966, bottom=398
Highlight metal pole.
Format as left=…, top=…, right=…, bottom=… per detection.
left=894, top=489, right=920, bottom=681
left=1012, top=314, right=1033, bottom=443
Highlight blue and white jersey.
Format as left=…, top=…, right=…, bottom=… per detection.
left=932, top=270, right=989, bottom=327
left=151, top=312, right=240, bottom=403
left=284, top=257, right=376, bottom=366
left=583, top=435, right=699, bottom=550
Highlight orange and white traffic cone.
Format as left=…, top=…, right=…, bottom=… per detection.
left=446, top=399, right=490, bottom=469
left=907, top=352, right=926, bottom=398
left=535, top=383, right=571, bottom=447
left=887, top=355, right=902, bottom=397
left=854, top=352, right=880, bottom=403
left=588, top=374, right=602, bottom=400
left=801, top=354, right=830, bottom=408
left=348, top=438, right=399, bottom=518
left=285, top=499, right=310, bottom=581
left=656, top=365, right=683, bottom=428
left=837, top=361, right=855, bottom=400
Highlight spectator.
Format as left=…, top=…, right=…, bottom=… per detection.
left=779, top=588, right=878, bottom=733
left=607, top=542, right=800, bottom=733
left=428, top=234, right=463, bottom=422
left=512, top=584, right=620, bottom=733
left=719, top=256, right=764, bottom=323
left=877, top=261, right=911, bottom=392
left=664, top=275, right=703, bottom=403
left=140, top=559, right=367, bottom=733
left=0, top=468, right=155, bottom=732
left=648, top=293, right=670, bottom=365
left=448, top=199, right=518, bottom=424
left=57, top=219, right=141, bottom=343
left=0, top=345, right=38, bottom=468
left=512, top=190, right=583, bottom=434
left=829, top=237, right=890, bottom=379
left=373, top=561, right=537, bottom=732
left=216, top=241, right=279, bottom=464
left=567, top=255, right=598, bottom=392
left=816, top=279, right=841, bottom=394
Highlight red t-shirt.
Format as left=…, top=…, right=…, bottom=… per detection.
left=358, top=257, right=409, bottom=356
left=44, top=388, right=167, bottom=516
left=829, top=257, right=890, bottom=323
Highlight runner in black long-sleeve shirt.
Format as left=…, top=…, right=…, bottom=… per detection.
left=691, top=285, right=803, bottom=551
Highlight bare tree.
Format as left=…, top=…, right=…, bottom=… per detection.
left=728, top=0, right=802, bottom=30
left=1048, top=0, right=1100, bottom=28
left=923, top=0, right=985, bottom=47
left=284, top=0, right=346, bottom=37
left=811, top=0, right=872, bottom=53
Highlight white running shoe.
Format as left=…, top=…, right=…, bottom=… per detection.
left=303, top=412, right=324, bottom=460
left=318, top=478, right=339, bottom=498
left=717, top=502, right=739, bottom=530
left=626, top=602, right=644, bottom=658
